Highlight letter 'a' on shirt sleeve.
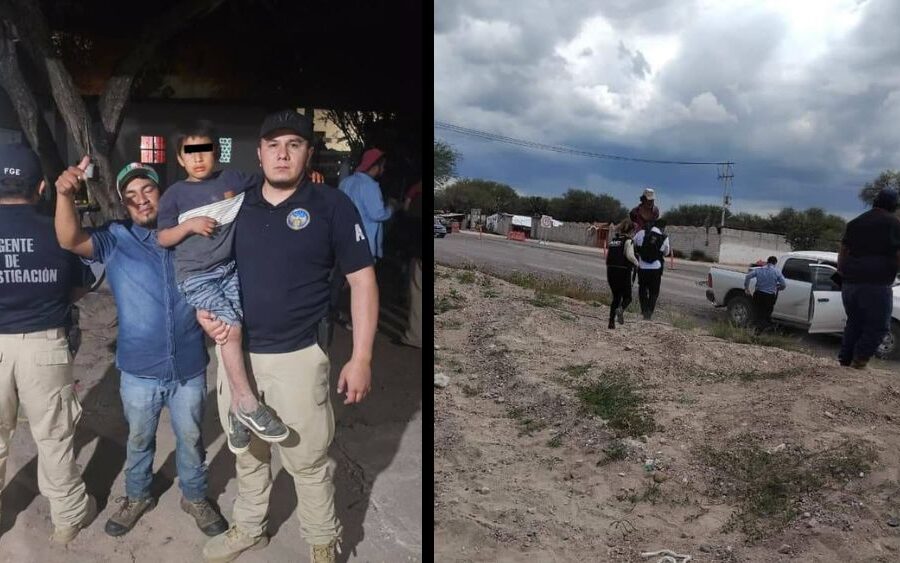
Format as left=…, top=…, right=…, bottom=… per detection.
left=156, top=186, right=179, bottom=229
left=86, top=224, right=118, bottom=264
left=333, top=193, right=375, bottom=276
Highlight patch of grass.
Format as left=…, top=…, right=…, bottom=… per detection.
left=507, top=406, right=525, bottom=420
left=562, top=362, right=594, bottom=378
left=547, top=435, right=563, bottom=448
left=461, top=383, right=480, bottom=397
left=503, top=271, right=611, bottom=304
left=669, top=313, right=698, bottom=330
left=577, top=371, right=657, bottom=437
left=435, top=288, right=466, bottom=315
left=481, top=288, right=499, bottom=298
left=505, top=405, right=547, bottom=436
left=518, top=416, right=548, bottom=436
left=442, top=318, right=463, bottom=330
left=456, top=271, right=476, bottom=284
left=629, top=481, right=662, bottom=505
left=677, top=393, right=698, bottom=405
left=479, top=274, right=494, bottom=287
left=558, top=312, right=577, bottom=321
left=529, top=292, right=561, bottom=308
left=597, top=439, right=629, bottom=466
left=699, top=436, right=877, bottom=541
left=443, top=358, right=463, bottom=373
left=709, top=321, right=802, bottom=352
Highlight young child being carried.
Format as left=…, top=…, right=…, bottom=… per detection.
left=157, top=123, right=288, bottom=454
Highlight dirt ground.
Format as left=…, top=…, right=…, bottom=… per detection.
left=0, top=284, right=422, bottom=562
left=434, top=264, right=900, bottom=562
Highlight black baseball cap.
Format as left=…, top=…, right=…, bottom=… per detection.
left=0, top=143, right=43, bottom=187
left=259, top=110, right=314, bottom=142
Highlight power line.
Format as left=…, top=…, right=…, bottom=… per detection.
left=434, top=121, right=733, bottom=166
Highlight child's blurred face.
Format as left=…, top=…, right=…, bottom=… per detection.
left=177, top=135, right=216, bottom=181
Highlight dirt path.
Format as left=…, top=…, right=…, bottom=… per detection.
left=0, top=288, right=421, bottom=562
left=434, top=265, right=900, bottom=562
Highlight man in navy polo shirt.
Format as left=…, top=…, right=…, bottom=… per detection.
left=54, top=158, right=227, bottom=538
left=199, top=110, right=377, bottom=563
left=0, top=143, right=96, bottom=544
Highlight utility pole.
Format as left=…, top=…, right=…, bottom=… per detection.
left=718, top=162, right=734, bottom=228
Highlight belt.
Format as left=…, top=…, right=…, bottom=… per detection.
left=0, top=327, right=67, bottom=339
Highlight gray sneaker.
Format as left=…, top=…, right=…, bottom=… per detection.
left=227, top=411, right=251, bottom=454
left=234, top=403, right=289, bottom=443
left=104, top=496, right=157, bottom=537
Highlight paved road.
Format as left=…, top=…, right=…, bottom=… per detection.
left=435, top=231, right=897, bottom=368
left=435, top=231, right=715, bottom=318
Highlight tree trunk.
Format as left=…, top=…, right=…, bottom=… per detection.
left=0, top=21, right=64, bottom=183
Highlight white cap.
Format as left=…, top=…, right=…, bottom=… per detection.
left=642, top=188, right=655, bottom=201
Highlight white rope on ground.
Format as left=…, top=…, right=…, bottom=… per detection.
left=640, top=549, right=692, bottom=563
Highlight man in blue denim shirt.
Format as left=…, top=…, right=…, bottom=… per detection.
left=53, top=158, right=227, bottom=538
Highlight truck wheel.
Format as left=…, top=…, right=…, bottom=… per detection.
left=727, top=295, right=753, bottom=328
left=875, top=320, right=900, bottom=361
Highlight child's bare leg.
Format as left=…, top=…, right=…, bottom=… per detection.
left=219, top=324, right=258, bottom=413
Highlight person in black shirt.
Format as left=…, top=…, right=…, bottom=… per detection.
left=0, top=143, right=96, bottom=543
left=197, top=110, right=376, bottom=562
left=606, top=218, right=640, bottom=329
left=837, top=188, right=900, bottom=368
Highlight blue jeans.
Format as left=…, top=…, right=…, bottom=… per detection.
left=119, top=371, right=207, bottom=501
left=839, top=283, right=893, bottom=363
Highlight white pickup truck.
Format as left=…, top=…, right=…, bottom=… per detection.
left=705, top=251, right=900, bottom=359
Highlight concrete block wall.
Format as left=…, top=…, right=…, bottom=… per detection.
left=664, top=226, right=721, bottom=261
left=717, top=228, right=792, bottom=265
left=532, top=221, right=598, bottom=246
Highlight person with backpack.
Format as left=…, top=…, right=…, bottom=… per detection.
left=633, top=219, right=670, bottom=320
left=606, top=218, right=641, bottom=329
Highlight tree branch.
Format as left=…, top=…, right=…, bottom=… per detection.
left=0, top=20, right=64, bottom=182
left=98, top=0, right=228, bottom=140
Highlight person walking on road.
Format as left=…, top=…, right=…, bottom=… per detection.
left=606, top=218, right=640, bottom=329
left=633, top=219, right=670, bottom=320
left=836, top=188, right=900, bottom=369
left=744, top=255, right=787, bottom=334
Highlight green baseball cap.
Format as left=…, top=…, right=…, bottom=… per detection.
left=116, top=162, right=159, bottom=200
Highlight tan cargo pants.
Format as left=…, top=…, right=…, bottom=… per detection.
left=215, top=343, right=341, bottom=544
left=0, top=328, right=90, bottom=527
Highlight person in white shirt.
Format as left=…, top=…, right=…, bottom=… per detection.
left=632, top=219, right=670, bottom=320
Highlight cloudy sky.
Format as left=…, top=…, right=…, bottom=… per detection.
left=434, top=0, right=900, bottom=219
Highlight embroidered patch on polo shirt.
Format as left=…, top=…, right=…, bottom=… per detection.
left=286, top=208, right=311, bottom=230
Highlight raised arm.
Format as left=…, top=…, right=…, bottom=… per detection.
left=54, top=157, right=94, bottom=259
